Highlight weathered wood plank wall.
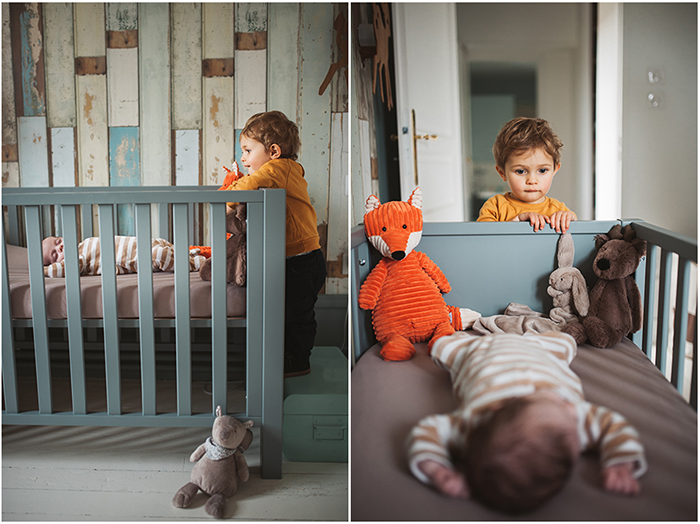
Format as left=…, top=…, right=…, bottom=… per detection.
left=1, top=2, right=348, bottom=294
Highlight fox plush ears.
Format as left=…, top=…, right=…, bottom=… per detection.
left=363, top=188, right=423, bottom=260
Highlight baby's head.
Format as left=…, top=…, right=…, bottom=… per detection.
left=42, top=236, right=64, bottom=266
left=454, top=392, right=579, bottom=513
left=492, top=118, right=563, bottom=205
left=240, top=110, right=300, bottom=167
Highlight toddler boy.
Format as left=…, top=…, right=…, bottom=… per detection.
left=477, top=117, right=577, bottom=233
left=407, top=331, right=646, bottom=513
left=42, top=235, right=206, bottom=277
left=222, top=110, right=326, bottom=377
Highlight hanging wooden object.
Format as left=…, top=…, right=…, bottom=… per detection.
left=372, top=3, right=393, bottom=111
left=319, top=10, right=348, bottom=96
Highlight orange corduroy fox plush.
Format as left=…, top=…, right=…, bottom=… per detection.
left=358, top=188, right=459, bottom=361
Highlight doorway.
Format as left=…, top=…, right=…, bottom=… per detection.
left=468, top=61, right=538, bottom=220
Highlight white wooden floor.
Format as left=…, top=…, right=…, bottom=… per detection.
left=2, top=424, right=348, bottom=521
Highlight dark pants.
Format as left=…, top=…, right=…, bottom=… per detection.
left=285, top=249, right=327, bottom=368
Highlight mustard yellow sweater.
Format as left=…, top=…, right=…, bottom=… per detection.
left=477, top=192, right=572, bottom=222
left=225, top=158, right=321, bottom=257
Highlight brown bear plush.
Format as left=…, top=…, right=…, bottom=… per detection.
left=199, top=203, right=247, bottom=287
left=581, top=224, right=647, bottom=348
left=172, top=406, right=254, bottom=518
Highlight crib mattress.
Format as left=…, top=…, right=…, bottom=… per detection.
left=351, top=336, right=697, bottom=521
left=5, top=244, right=246, bottom=319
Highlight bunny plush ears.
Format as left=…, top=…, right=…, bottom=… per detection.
left=557, top=231, right=575, bottom=268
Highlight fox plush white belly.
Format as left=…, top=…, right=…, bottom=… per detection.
left=358, top=188, right=459, bottom=361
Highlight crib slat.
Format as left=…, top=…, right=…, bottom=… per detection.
left=671, top=257, right=691, bottom=392
left=81, top=203, right=93, bottom=238
left=25, top=205, right=53, bottom=413
left=61, top=205, right=87, bottom=415
left=246, top=201, right=263, bottom=419
left=98, top=205, right=122, bottom=415
left=655, top=249, right=673, bottom=374
left=7, top=205, right=20, bottom=246
left=135, top=204, right=157, bottom=416
left=642, top=244, right=659, bottom=358
left=1, top=217, right=19, bottom=413
left=260, top=189, right=286, bottom=479
left=210, top=203, right=228, bottom=413
left=173, top=203, right=192, bottom=416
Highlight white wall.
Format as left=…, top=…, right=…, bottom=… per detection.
left=620, top=3, right=697, bottom=238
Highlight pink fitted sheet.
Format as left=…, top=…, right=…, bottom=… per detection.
left=6, top=244, right=245, bottom=319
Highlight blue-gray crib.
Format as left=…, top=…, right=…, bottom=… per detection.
left=2, top=186, right=285, bottom=479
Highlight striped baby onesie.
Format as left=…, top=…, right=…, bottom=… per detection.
left=407, top=331, right=647, bottom=486
left=44, top=236, right=206, bottom=277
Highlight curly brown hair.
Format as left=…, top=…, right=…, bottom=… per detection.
left=241, top=110, right=301, bottom=161
left=493, top=117, right=563, bottom=169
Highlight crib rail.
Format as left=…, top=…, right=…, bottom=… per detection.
left=1, top=186, right=285, bottom=478
left=632, top=221, right=698, bottom=408
left=352, top=220, right=698, bottom=409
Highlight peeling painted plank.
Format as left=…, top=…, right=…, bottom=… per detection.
left=267, top=3, right=299, bottom=127
left=2, top=3, right=17, bottom=146
left=43, top=2, right=76, bottom=128
left=236, top=31, right=267, bottom=50
left=298, top=3, right=333, bottom=223
left=75, top=56, right=107, bottom=75
left=203, top=77, right=235, bottom=187
left=74, top=3, right=107, bottom=189
left=106, top=3, right=138, bottom=31
left=203, top=3, right=234, bottom=59
left=107, top=30, right=138, bottom=49
left=50, top=127, right=76, bottom=187
left=138, top=3, right=170, bottom=187
left=202, top=2, right=235, bottom=190
left=236, top=3, right=267, bottom=33
left=174, top=129, right=200, bottom=186
left=107, top=48, right=139, bottom=127
left=234, top=4, right=267, bottom=129
left=326, top=112, right=348, bottom=293
left=17, top=116, right=49, bottom=187
left=76, top=75, right=109, bottom=187
left=202, top=58, right=234, bottom=77
left=10, top=3, right=46, bottom=117
left=171, top=3, right=202, bottom=130
left=234, top=50, right=266, bottom=128
left=74, top=4, right=106, bottom=57
left=2, top=161, right=19, bottom=188
left=109, top=127, right=139, bottom=235
left=2, top=145, right=18, bottom=162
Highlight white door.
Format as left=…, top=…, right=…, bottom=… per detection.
left=392, top=3, right=465, bottom=222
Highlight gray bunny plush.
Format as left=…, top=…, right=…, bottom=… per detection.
left=547, top=232, right=589, bottom=325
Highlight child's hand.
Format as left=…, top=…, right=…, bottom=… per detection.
left=512, top=212, right=549, bottom=232
left=549, top=210, right=577, bottom=234
left=418, top=460, right=470, bottom=499
left=602, top=462, right=640, bottom=495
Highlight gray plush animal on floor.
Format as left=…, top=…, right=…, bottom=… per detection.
left=172, top=406, right=254, bottom=518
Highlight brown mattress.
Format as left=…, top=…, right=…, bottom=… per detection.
left=6, top=244, right=246, bottom=319
left=351, top=336, right=697, bottom=521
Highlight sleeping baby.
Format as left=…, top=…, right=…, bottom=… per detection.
left=407, top=331, right=646, bottom=513
left=42, top=236, right=206, bottom=278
